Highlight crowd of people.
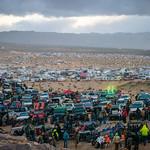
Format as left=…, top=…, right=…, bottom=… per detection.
left=0, top=78, right=150, bottom=150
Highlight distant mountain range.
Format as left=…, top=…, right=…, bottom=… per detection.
left=0, top=31, right=150, bottom=50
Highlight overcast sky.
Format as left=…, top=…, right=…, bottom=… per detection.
left=0, top=0, right=150, bottom=33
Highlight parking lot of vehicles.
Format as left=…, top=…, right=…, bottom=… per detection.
left=0, top=77, right=150, bottom=149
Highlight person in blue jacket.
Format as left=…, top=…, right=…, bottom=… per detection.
left=63, top=130, right=70, bottom=148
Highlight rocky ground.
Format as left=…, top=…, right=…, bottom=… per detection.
left=0, top=132, right=150, bottom=150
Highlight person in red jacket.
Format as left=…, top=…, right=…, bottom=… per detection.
left=104, top=134, right=111, bottom=147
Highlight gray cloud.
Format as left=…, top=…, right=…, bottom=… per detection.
left=0, top=0, right=150, bottom=16
left=1, top=15, right=150, bottom=33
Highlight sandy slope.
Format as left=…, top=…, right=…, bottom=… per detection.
left=26, top=80, right=150, bottom=94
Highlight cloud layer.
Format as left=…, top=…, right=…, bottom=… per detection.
left=0, top=0, right=150, bottom=16
left=0, top=0, right=150, bottom=33
left=0, top=13, right=150, bottom=33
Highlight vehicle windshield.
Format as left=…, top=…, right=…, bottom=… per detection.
left=130, top=103, right=142, bottom=108
left=54, top=108, right=66, bottom=113
left=23, top=100, right=32, bottom=103
left=22, top=95, right=32, bottom=99
left=84, top=102, right=92, bottom=106
left=65, top=104, right=72, bottom=107
left=20, top=112, right=28, bottom=116
left=111, top=107, right=119, bottom=111
left=121, top=95, right=129, bottom=99
left=34, top=111, right=43, bottom=114
left=48, top=104, right=57, bottom=107
left=81, top=100, right=90, bottom=103
left=40, top=93, right=48, bottom=97
left=100, top=102, right=109, bottom=105
left=74, top=107, right=85, bottom=112
left=14, top=108, right=26, bottom=112
left=74, top=103, right=83, bottom=107
left=117, top=100, right=125, bottom=104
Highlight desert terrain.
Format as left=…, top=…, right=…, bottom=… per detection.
left=25, top=80, right=150, bottom=96
left=0, top=48, right=149, bottom=93
left=0, top=47, right=150, bottom=69
left=0, top=48, right=150, bottom=150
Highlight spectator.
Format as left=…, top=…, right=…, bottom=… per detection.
left=96, top=134, right=105, bottom=148
left=56, top=124, right=62, bottom=140
left=52, top=128, right=59, bottom=141
left=120, top=132, right=125, bottom=148
left=140, top=123, right=150, bottom=146
left=126, top=133, right=132, bottom=150
left=113, top=132, right=120, bottom=150
left=102, top=109, right=107, bottom=124
left=104, top=134, right=111, bottom=147
left=136, top=108, right=141, bottom=120
left=74, top=131, right=80, bottom=149
left=122, top=107, right=128, bottom=123
left=141, top=108, right=145, bottom=120
left=30, top=124, right=35, bottom=141
left=63, top=130, right=69, bottom=148
left=133, top=131, right=140, bottom=150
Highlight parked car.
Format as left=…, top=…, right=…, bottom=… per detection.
left=71, top=106, right=87, bottom=121
left=130, top=101, right=145, bottom=112
left=44, top=103, right=57, bottom=115
left=51, top=106, right=67, bottom=123
left=51, top=97, right=63, bottom=104
left=22, top=99, right=33, bottom=107
left=109, top=105, right=120, bottom=121
left=116, top=99, right=128, bottom=108
left=16, top=112, right=30, bottom=121
left=94, top=100, right=111, bottom=110
left=39, top=92, right=49, bottom=102
left=8, top=107, right=29, bottom=118
left=0, top=104, right=7, bottom=113
left=137, top=92, right=150, bottom=106
left=119, top=94, right=130, bottom=101
left=83, top=101, right=93, bottom=112
left=63, top=103, right=75, bottom=112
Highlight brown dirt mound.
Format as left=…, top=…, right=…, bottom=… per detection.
left=0, top=133, right=53, bottom=150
